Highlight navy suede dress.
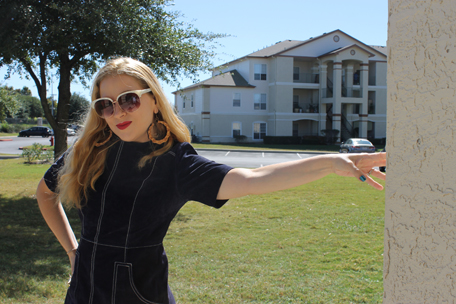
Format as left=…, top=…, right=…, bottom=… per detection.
left=44, top=141, right=233, bottom=304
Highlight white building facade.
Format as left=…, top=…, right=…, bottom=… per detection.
left=174, top=30, right=387, bottom=143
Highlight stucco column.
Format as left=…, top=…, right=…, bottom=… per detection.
left=333, top=62, right=342, bottom=98
left=384, top=0, right=456, bottom=302
left=332, top=62, right=342, bottom=140
left=346, top=63, right=354, bottom=92
left=360, top=62, right=369, bottom=99
left=201, top=87, right=211, bottom=142
left=319, top=63, right=327, bottom=97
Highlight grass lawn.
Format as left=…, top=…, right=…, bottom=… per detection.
left=0, top=158, right=385, bottom=303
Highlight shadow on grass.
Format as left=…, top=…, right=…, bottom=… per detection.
left=0, top=194, right=80, bottom=300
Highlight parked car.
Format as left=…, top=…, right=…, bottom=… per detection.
left=67, top=128, right=76, bottom=136
left=339, top=138, right=376, bottom=153
left=18, top=126, right=53, bottom=138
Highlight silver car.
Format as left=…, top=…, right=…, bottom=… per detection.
left=339, top=138, right=376, bottom=153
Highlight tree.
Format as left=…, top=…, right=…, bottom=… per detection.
left=69, top=93, right=89, bottom=123
left=0, top=86, right=19, bottom=122
left=0, top=0, right=225, bottom=158
left=16, top=95, right=45, bottom=119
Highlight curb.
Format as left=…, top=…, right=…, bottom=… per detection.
left=19, top=147, right=50, bottom=150
left=0, top=155, right=20, bottom=159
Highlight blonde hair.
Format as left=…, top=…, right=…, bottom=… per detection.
left=57, top=57, right=191, bottom=209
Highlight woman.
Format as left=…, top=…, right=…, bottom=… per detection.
left=36, top=57, right=386, bottom=304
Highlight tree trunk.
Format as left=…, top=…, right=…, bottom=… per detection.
left=54, top=54, right=72, bottom=158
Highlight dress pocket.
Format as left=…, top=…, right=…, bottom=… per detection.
left=112, top=262, right=160, bottom=304
left=69, top=251, right=80, bottom=298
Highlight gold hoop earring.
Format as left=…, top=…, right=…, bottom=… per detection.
left=148, top=120, right=171, bottom=145
left=95, top=128, right=113, bottom=147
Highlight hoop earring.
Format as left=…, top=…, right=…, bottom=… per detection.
left=95, top=128, right=113, bottom=147
left=148, top=120, right=171, bottom=145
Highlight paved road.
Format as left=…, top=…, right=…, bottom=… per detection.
left=0, top=136, right=324, bottom=167
left=0, top=136, right=78, bottom=155
left=196, top=149, right=321, bottom=168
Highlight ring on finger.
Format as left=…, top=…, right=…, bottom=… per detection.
left=367, top=169, right=374, bottom=176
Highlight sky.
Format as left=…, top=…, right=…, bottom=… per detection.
left=0, top=0, right=388, bottom=104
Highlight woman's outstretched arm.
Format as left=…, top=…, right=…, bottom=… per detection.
left=36, top=178, right=78, bottom=273
left=217, top=152, right=386, bottom=200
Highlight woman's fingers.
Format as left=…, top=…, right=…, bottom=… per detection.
left=367, top=168, right=386, bottom=181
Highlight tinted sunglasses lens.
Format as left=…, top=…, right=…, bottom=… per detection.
left=94, top=99, right=114, bottom=118
left=118, top=92, right=141, bottom=113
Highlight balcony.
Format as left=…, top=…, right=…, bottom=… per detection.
left=293, top=73, right=319, bottom=84
left=293, top=103, right=319, bottom=113
left=342, top=86, right=362, bottom=98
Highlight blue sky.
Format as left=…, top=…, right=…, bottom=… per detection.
left=0, top=0, right=388, bottom=104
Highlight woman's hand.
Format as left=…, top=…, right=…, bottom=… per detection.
left=67, top=248, right=77, bottom=284
left=332, top=152, right=386, bottom=190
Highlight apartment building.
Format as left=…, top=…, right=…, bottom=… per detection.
left=174, top=29, right=387, bottom=143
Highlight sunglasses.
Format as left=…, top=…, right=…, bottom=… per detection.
left=92, top=88, right=152, bottom=118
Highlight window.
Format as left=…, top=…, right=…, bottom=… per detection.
left=190, top=95, right=194, bottom=107
left=293, top=67, right=300, bottom=80
left=232, top=122, right=241, bottom=137
left=254, top=94, right=267, bottom=110
left=254, top=64, right=267, bottom=80
left=253, top=123, right=266, bottom=139
left=233, top=93, right=241, bottom=107
left=183, top=99, right=185, bottom=109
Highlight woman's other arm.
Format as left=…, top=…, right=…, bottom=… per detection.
left=217, top=152, right=386, bottom=200
left=36, top=178, right=78, bottom=273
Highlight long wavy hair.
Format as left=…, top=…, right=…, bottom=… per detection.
left=57, top=57, right=191, bottom=209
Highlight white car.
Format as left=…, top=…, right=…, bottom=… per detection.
left=67, top=128, right=76, bottom=136
left=339, top=138, right=376, bottom=153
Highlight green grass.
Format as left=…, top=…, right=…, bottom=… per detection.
left=0, top=158, right=385, bottom=303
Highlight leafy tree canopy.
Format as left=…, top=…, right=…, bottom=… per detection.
left=0, top=86, right=19, bottom=121
left=69, top=93, right=90, bottom=123
left=0, top=0, right=226, bottom=157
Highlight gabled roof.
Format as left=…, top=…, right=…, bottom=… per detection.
left=216, top=29, right=386, bottom=68
left=248, top=40, right=304, bottom=57
left=369, top=45, right=388, bottom=56
left=173, top=69, right=254, bottom=93
left=318, top=44, right=377, bottom=58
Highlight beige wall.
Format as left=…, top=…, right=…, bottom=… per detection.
left=384, top=0, right=456, bottom=302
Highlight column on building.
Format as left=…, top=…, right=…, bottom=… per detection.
left=359, top=62, right=369, bottom=138
left=332, top=62, right=343, bottom=138
left=319, top=63, right=327, bottom=97
left=346, top=63, right=354, bottom=94
left=201, top=87, right=211, bottom=142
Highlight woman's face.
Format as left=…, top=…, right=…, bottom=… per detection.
left=98, top=74, right=157, bottom=143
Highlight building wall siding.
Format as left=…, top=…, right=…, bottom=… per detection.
left=384, top=0, right=456, bottom=302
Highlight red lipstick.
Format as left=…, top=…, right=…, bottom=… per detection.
left=116, top=121, right=132, bottom=130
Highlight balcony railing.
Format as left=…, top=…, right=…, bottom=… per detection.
left=293, top=103, right=319, bottom=113
left=293, top=73, right=319, bottom=84
left=342, top=86, right=363, bottom=98
left=321, top=88, right=333, bottom=98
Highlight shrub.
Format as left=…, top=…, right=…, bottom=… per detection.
left=321, top=129, right=340, bottom=145
left=234, top=135, right=247, bottom=143
left=1, top=122, right=9, bottom=133
left=21, top=143, right=52, bottom=163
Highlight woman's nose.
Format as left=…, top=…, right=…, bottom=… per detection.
left=112, top=102, right=126, bottom=118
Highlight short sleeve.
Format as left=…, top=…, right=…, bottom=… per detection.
left=175, top=143, right=233, bottom=208
left=43, top=153, right=66, bottom=193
